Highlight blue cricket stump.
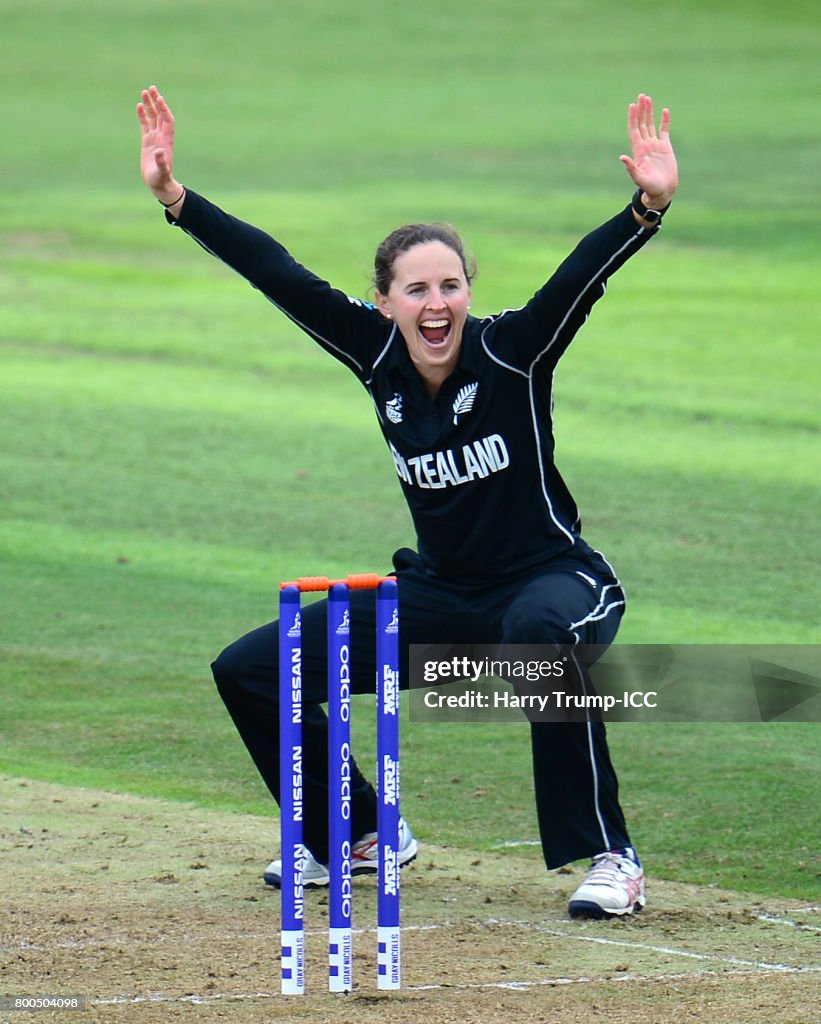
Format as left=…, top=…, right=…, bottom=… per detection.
left=278, top=574, right=402, bottom=995
left=376, top=577, right=401, bottom=990
left=278, top=584, right=305, bottom=996
left=327, top=583, right=353, bottom=992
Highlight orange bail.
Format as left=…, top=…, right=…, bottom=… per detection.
left=280, top=573, right=388, bottom=592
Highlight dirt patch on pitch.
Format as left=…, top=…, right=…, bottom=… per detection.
left=1, top=775, right=818, bottom=1023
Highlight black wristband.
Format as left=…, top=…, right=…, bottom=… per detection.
left=631, top=188, right=670, bottom=226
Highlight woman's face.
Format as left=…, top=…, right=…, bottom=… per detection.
left=376, top=241, right=472, bottom=389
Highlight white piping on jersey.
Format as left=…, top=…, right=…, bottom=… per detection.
left=567, top=585, right=629, bottom=853
left=366, top=326, right=401, bottom=426
left=480, top=312, right=531, bottom=377
left=528, top=232, right=640, bottom=369
left=478, top=229, right=645, bottom=550
left=180, top=225, right=367, bottom=377
left=568, top=643, right=612, bottom=851
left=589, top=546, right=627, bottom=602
left=585, top=711, right=612, bottom=851
left=366, top=325, right=399, bottom=385
left=569, top=584, right=625, bottom=632
left=529, top=370, right=576, bottom=544
left=479, top=317, right=575, bottom=542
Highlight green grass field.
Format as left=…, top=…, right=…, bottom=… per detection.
left=1, top=0, right=818, bottom=905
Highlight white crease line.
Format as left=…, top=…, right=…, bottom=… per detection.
left=409, top=965, right=817, bottom=992
left=559, top=931, right=810, bottom=973
left=95, top=992, right=278, bottom=1007
left=91, top=965, right=820, bottom=1006
left=756, top=913, right=821, bottom=933
left=481, top=917, right=816, bottom=973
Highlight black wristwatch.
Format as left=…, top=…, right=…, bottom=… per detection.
left=631, top=188, right=670, bottom=226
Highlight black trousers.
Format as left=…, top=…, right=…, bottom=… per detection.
left=212, top=546, right=632, bottom=870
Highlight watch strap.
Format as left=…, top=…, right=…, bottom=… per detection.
left=631, top=188, right=670, bottom=225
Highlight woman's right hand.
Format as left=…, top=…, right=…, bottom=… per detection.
left=136, top=86, right=185, bottom=212
left=619, top=93, right=678, bottom=211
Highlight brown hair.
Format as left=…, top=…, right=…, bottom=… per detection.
left=373, top=222, right=476, bottom=295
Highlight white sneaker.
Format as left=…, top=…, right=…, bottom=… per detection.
left=348, top=817, right=418, bottom=877
left=265, top=847, right=331, bottom=888
left=568, top=848, right=646, bottom=919
left=263, top=818, right=419, bottom=888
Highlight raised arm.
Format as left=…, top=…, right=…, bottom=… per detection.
left=481, top=94, right=679, bottom=371
left=134, top=86, right=388, bottom=380
left=136, top=85, right=186, bottom=217
left=619, top=93, right=679, bottom=224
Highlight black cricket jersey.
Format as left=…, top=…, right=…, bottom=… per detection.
left=171, top=192, right=658, bottom=583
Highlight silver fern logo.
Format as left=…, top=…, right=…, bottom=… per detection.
left=452, top=382, right=479, bottom=425
left=386, top=393, right=403, bottom=424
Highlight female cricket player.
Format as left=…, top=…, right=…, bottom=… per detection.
left=137, top=86, right=678, bottom=918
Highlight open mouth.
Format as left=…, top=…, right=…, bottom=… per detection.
left=418, top=319, right=451, bottom=347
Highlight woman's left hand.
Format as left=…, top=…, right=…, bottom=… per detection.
left=619, top=93, right=679, bottom=208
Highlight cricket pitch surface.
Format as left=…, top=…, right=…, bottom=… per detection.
left=1, top=775, right=818, bottom=1023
